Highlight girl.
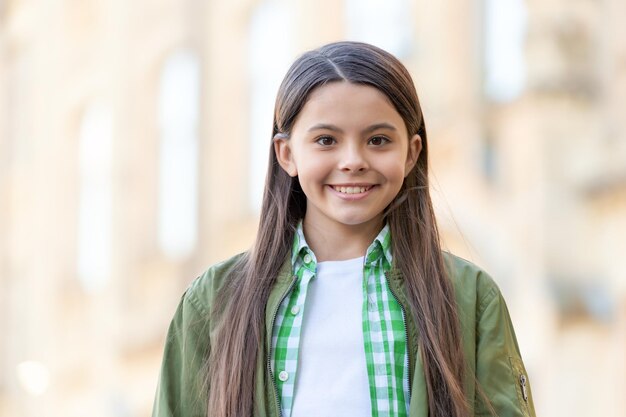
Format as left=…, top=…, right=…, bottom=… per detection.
left=152, top=41, right=537, bottom=417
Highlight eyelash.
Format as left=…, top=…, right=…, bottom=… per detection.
left=368, top=136, right=390, bottom=146
left=314, top=135, right=390, bottom=146
left=316, top=136, right=336, bottom=146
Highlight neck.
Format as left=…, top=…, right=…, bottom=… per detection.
left=302, top=216, right=383, bottom=262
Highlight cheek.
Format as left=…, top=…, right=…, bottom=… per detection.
left=294, top=154, right=331, bottom=178
left=381, top=154, right=408, bottom=181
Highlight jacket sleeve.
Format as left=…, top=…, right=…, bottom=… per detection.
left=474, top=285, right=537, bottom=417
left=152, top=289, right=211, bottom=417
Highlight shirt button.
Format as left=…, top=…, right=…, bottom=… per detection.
left=290, top=305, right=300, bottom=315
left=278, top=371, right=289, bottom=382
left=303, top=254, right=312, bottom=264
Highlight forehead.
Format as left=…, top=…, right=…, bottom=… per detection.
left=293, top=82, right=406, bottom=133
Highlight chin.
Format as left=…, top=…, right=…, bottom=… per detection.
left=332, top=214, right=380, bottom=227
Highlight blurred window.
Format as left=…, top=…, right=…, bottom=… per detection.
left=77, top=102, right=112, bottom=292
left=248, top=0, right=294, bottom=212
left=345, top=0, right=413, bottom=59
left=157, top=49, right=200, bottom=259
left=482, top=0, right=527, bottom=101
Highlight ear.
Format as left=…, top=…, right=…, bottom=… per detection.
left=404, top=134, right=422, bottom=177
left=273, top=136, right=298, bottom=177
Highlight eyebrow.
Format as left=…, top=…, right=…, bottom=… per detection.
left=307, top=122, right=398, bottom=134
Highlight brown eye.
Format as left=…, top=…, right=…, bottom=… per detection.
left=369, top=136, right=389, bottom=146
left=316, top=136, right=335, bottom=146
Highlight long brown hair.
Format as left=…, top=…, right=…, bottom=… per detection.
left=207, top=41, right=470, bottom=417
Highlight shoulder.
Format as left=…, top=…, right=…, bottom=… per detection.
left=441, top=251, right=501, bottom=315
left=183, top=251, right=248, bottom=314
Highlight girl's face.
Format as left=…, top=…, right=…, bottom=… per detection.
left=275, top=81, right=421, bottom=234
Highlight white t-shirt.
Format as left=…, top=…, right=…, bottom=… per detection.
left=290, top=256, right=372, bottom=417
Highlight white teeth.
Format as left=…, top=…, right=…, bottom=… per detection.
left=334, top=186, right=370, bottom=194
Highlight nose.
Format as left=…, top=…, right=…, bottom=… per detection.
left=338, top=143, right=369, bottom=173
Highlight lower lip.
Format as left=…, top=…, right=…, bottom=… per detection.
left=327, top=185, right=376, bottom=201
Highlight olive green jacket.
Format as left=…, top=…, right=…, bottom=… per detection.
left=152, top=251, right=537, bottom=417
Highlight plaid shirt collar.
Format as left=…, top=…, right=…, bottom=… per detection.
left=291, top=221, right=393, bottom=270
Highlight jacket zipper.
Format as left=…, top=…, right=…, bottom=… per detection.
left=267, top=275, right=298, bottom=417
left=519, top=374, right=528, bottom=402
left=384, top=271, right=413, bottom=397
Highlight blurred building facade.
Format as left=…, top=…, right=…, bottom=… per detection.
left=0, top=0, right=624, bottom=416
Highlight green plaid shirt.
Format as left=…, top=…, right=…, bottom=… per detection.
left=270, top=222, right=410, bottom=417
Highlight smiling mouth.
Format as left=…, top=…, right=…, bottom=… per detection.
left=330, top=185, right=374, bottom=194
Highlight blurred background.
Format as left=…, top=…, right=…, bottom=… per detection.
left=0, top=0, right=625, bottom=416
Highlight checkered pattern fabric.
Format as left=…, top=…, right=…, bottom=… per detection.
left=270, top=222, right=410, bottom=417
left=362, top=230, right=410, bottom=416
left=270, top=226, right=316, bottom=416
